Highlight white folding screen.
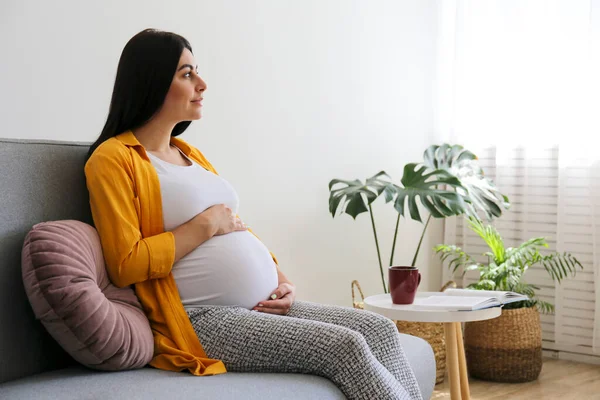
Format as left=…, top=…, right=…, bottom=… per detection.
left=442, top=146, right=599, bottom=358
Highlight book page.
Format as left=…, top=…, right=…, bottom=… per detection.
left=414, top=295, right=500, bottom=311
left=443, top=288, right=528, bottom=303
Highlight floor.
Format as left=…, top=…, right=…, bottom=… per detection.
left=430, top=358, right=600, bottom=400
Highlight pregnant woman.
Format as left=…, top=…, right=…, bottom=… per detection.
left=85, top=28, right=422, bottom=400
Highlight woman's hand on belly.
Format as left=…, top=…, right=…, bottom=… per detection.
left=204, top=204, right=247, bottom=236
left=252, top=282, right=296, bottom=315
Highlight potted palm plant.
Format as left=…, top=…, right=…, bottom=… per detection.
left=328, top=144, right=509, bottom=384
left=435, top=217, right=583, bottom=382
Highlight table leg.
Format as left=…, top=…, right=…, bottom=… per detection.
left=444, top=323, right=461, bottom=400
left=455, top=322, right=471, bottom=400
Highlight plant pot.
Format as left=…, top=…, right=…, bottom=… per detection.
left=464, top=306, right=542, bottom=383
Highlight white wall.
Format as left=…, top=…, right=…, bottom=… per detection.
left=0, top=0, right=444, bottom=306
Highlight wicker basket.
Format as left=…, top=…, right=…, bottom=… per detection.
left=351, top=280, right=455, bottom=385
left=464, top=306, right=542, bottom=382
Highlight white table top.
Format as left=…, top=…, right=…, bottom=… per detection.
left=363, top=292, right=502, bottom=323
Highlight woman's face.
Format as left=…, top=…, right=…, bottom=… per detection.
left=160, top=48, right=206, bottom=123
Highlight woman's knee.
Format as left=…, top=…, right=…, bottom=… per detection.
left=361, top=310, right=398, bottom=334
left=331, top=328, right=370, bottom=355
left=299, top=327, right=373, bottom=374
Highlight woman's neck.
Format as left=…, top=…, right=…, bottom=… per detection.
left=132, top=118, right=177, bottom=152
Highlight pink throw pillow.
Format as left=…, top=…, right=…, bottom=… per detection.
left=21, top=220, right=154, bottom=370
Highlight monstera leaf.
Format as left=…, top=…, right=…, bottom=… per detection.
left=423, top=144, right=510, bottom=219
left=329, top=171, right=395, bottom=219
left=392, top=163, right=468, bottom=222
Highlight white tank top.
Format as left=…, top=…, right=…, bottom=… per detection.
left=147, top=148, right=278, bottom=310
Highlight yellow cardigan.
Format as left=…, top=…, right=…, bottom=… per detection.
left=84, top=131, right=277, bottom=375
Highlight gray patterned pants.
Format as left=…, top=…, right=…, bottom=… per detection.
left=187, top=300, right=422, bottom=400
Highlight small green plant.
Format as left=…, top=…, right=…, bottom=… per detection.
left=328, top=144, right=509, bottom=293
left=435, top=217, right=583, bottom=313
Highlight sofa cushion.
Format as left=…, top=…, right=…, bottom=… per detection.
left=0, top=366, right=346, bottom=400
left=21, top=220, right=154, bottom=371
left=0, top=333, right=436, bottom=400
left=0, top=139, right=93, bottom=384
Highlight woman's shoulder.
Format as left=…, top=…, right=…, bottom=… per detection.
left=85, top=137, right=132, bottom=172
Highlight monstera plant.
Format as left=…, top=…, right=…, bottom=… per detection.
left=328, top=144, right=509, bottom=293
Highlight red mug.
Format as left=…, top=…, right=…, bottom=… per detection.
left=389, top=266, right=421, bottom=305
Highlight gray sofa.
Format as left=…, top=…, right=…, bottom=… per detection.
left=0, top=138, right=436, bottom=400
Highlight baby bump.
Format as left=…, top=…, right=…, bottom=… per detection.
left=172, top=231, right=279, bottom=309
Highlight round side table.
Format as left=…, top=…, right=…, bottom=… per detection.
left=364, top=292, right=502, bottom=400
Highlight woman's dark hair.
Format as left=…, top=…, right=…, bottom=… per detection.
left=88, top=29, right=192, bottom=157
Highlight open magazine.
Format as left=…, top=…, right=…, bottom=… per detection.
left=412, top=288, right=529, bottom=311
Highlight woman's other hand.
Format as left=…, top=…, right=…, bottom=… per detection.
left=253, top=283, right=296, bottom=315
